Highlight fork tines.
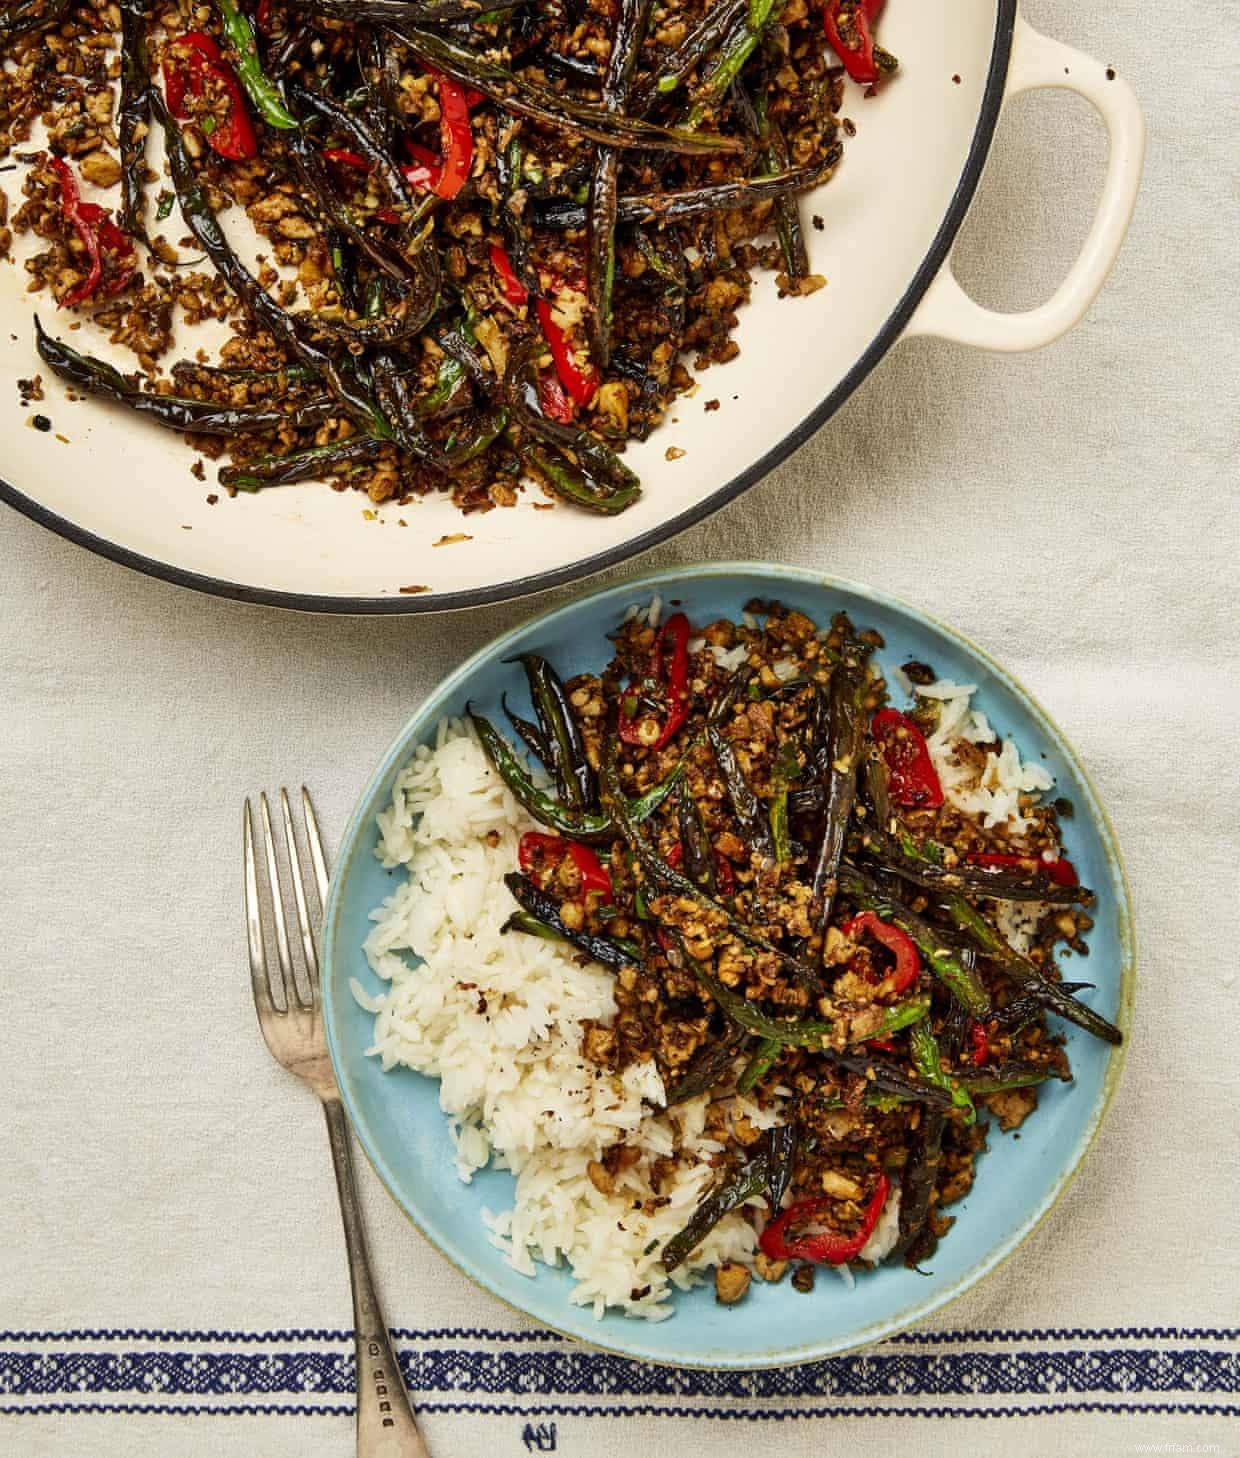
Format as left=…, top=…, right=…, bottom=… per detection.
left=244, top=787, right=329, bottom=1016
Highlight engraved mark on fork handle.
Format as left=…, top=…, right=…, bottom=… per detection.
left=323, top=1096, right=432, bottom=1458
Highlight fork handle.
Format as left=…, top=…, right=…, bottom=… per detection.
left=323, top=1096, right=433, bottom=1458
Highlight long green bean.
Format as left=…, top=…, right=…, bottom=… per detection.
left=35, top=322, right=338, bottom=435
left=661, top=1139, right=772, bottom=1271
left=286, top=126, right=438, bottom=305
left=909, top=1022, right=975, bottom=1124
left=736, top=1036, right=781, bottom=1094
left=898, top=1105, right=945, bottom=1250
left=307, top=0, right=531, bottom=20
left=153, top=92, right=392, bottom=437
left=220, top=435, right=385, bottom=489
left=386, top=23, right=748, bottom=155
left=585, top=0, right=651, bottom=368
left=528, top=151, right=841, bottom=230
left=629, top=0, right=746, bottom=111
left=471, top=709, right=684, bottom=842
left=118, top=0, right=151, bottom=240
left=810, top=658, right=867, bottom=934
left=666, top=1024, right=748, bottom=1104
left=523, top=445, right=642, bottom=516
left=860, top=827, right=1092, bottom=904
left=516, top=655, right=594, bottom=810
left=0, top=0, right=69, bottom=40
left=958, top=1068, right=1057, bottom=1094
left=215, top=0, right=298, bottom=129
left=683, top=0, right=780, bottom=130
left=171, top=361, right=320, bottom=388
left=504, top=341, right=642, bottom=514
left=908, top=855, right=1120, bottom=1043
left=503, top=694, right=552, bottom=767
left=707, top=675, right=771, bottom=855
left=675, top=777, right=716, bottom=892
left=503, top=873, right=642, bottom=971
left=750, top=83, right=808, bottom=281
left=370, top=355, right=444, bottom=465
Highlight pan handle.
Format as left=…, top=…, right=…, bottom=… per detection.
left=903, top=12, right=1145, bottom=352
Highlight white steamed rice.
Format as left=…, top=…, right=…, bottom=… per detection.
left=357, top=718, right=759, bottom=1319
left=914, top=679, right=1058, bottom=950
left=917, top=679, right=1054, bottom=834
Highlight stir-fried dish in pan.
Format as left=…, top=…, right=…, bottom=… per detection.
left=1, top=0, right=896, bottom=512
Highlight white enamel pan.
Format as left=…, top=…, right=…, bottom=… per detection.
left=0, top=3, right=1144, bottom=611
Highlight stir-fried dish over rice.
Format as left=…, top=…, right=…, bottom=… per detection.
left=361, top=598, right=1122, bottom=1318
left=1, top=0, right=897, bottom=512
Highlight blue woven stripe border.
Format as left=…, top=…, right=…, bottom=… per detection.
left=2, top=1332, right=1237, bottom=1404
left=3, top=1401, right=1240, bottom=1422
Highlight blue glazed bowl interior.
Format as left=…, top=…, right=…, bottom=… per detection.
left=323, top=564, right=1133, bottom=1368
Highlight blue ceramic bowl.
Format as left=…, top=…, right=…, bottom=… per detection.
left=322, top=564, right=1134, bottom=1368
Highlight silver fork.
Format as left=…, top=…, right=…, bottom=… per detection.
left=244, top=788, right=431, bottom=1458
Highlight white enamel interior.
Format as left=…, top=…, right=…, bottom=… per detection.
left=0, top=1, right=1005, bottom=604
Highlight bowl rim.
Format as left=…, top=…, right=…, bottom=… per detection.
left=0, top=1, right=1017, bottom=615
left=322, top=559, right=1136, bottom=1369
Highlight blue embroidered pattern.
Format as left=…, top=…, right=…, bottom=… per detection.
left=0, top=1328, right=1237, bottom=1418
left=3, top=1344, right=1238, bottom=1400
left=6, top=1401, right=1240, bottom=1422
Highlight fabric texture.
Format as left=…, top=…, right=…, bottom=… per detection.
left=2, top=0, right=1237, bottom=1453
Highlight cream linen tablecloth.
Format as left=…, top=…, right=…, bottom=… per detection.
left=2, top=1, right=1237, bottom=1453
